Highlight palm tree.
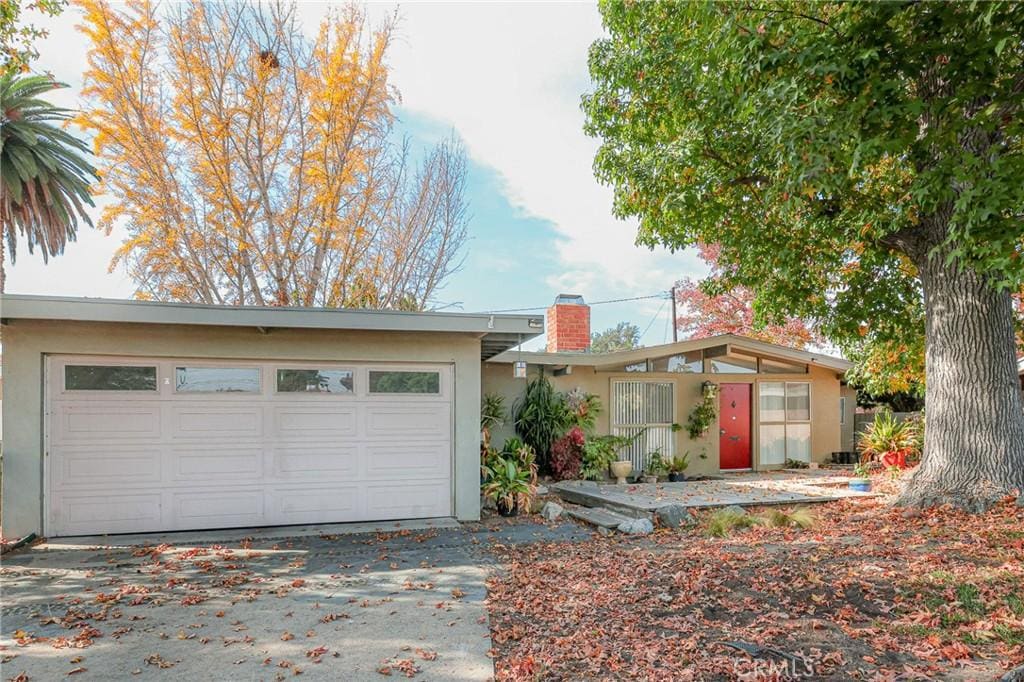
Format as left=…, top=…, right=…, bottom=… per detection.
left=0, top=73, right=97, bottom=292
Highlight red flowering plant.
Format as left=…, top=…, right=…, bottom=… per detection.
left=550, top=426, right=586, bottom=481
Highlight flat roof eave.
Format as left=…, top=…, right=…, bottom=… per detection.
left=0, top=294, right=543, bottom=359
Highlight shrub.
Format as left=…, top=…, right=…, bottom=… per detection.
left=550, top=426, right=585, bottom=481
left=564, top=388, right=602, bottom=433
left=513, top=375, right=570, bottom=472
left=704, top=507, right=754, bottom=538
left=480, top=393, right=507, bottom=449
left=858, top=409, right=921, bottom=468
left=581, top=434, right=633, bottom=481
left=481, top=456, right=535, bottom=512
left=754, top=506, right=816, bottom=529
left=501, top=437, right=538, bottom=486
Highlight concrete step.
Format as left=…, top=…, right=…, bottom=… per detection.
left=564, top=505, right=635, bottom=529
left=551, top=481, right=658, bottom=520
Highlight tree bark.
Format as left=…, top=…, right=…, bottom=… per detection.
left=898, top=239, right=1024, bottom=511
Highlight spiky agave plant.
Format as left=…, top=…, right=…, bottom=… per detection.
left=0, top=73, right=97, bottom=290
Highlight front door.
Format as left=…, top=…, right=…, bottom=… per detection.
left=719, top=383, right=752, bottom=470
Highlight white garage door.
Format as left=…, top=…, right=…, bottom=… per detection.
left=45, top=356, right=453, bottom=537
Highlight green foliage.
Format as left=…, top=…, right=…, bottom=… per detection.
left=480, top=393, right=507, bottom=450
left=1, top=0, right=65, bottom=72
left=513, top=374, right=570, bottom=470
left=1, top=72, right=98, bottom=282
left=645, top=450, right=668, bottom=477
left=853, top=462, right=871, bottom=479
left=589, top=322, right=641, bottom=353
left=563, top=388, right=602, bottom=433
left=686, top=383, right=718, bottom=439
left=481, top=393, right=507, bottom=432
left=858, top=410, right=922, bottom=463
left=704, top=508, right=755, bottom=538
left=580, top=433, right=635, bottom=481
left=501, top=437, right=538, bottom=485
left=481, top=457, right=535, bottom=512
left=667, top=453, right=690, bottom=474
left=583, top=1, right=1024, bottom=391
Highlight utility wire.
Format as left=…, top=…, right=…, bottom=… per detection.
left=640, top=298, right=669, bottom=340
left=480, top=292, right=671, bottom=314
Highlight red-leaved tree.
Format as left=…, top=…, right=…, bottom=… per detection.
left=674, top=243, right=820, bottom=349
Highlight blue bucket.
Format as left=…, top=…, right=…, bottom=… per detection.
left=849, top=479, right=871, bottom=492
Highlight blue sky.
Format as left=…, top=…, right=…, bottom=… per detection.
left=5, top=2, right=706, bottom=350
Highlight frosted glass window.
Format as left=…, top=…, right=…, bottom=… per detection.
left=759, top=424, right=786, bottom=465
left=786, top=423, right=811, bottom=462
left=786, top=383, right=811, bottom=421
left=758, top=382, right=786, bottom=422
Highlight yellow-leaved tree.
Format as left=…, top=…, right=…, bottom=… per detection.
left=75, top=0, right=467, bottom=308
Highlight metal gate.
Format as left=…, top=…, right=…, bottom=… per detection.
left=610, top=379, right=675, bottom=473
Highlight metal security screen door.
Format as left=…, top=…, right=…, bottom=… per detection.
left=611, top=379, right=675, bottom=472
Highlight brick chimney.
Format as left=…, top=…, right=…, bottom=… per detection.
left=546, top=294, right=590, bottom=353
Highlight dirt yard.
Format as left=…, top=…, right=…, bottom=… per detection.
left=486, top=480, right=1024, bottom=680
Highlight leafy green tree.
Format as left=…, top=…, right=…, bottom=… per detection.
left=584, top=1, right=1024, bottom=510
left=590, top=321, right=641, bottom=353
left=1, top=0, right=65, bottom=73
left=1, top=73, right=97, bottom=291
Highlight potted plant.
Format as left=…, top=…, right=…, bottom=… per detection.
left=643, top=450, right=667, bottom=483
left=667, top=453, right=690, bottom=482
left=849, top=462, right=872, bottom=492
left=858, top=410, right=921, bottom=471
left=482, top=456, right=535, bottom=517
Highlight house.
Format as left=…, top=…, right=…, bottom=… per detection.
left=0, top=294, right=542, bottom=538
left=0, top=292, right=853, bottom=539
left=483, top=295, right=856, bottom=477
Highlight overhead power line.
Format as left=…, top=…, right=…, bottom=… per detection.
left=480, top=292, right=671, bottom=314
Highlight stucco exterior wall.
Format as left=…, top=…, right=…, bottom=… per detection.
left=840, top=384, right=858, bottom=453
left=482, top=361, right=843, bottom=476
left=1, top=319, right=483, bottom=538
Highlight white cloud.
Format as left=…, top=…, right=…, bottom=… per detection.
left=7, top=2, right=705, bottom=315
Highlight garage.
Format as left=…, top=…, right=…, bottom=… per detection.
left=0, top=294, right=543, bottom=539
left=45, top=356, right=454, bottom=536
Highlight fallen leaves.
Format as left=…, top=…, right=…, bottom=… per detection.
left=144, top=653, right=175, bottom=669
left=486, top=498, right=1024, bottom=680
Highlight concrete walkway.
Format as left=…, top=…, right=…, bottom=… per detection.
left=554, top=469, right=873, bottom=515
left=0, top=519, right=587, bottom=681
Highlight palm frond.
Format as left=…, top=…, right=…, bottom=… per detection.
left=1, top=71, right=98, bottom=267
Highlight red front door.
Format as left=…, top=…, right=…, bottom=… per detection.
left=719, top=383, right=752, bottom=470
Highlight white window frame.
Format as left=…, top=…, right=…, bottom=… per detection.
left=610, top=379, right=675, bottom=473
left=758, top=381, right=812, bottom=465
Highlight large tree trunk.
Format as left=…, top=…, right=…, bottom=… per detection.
left=898, top=242, right=1024, bottom=511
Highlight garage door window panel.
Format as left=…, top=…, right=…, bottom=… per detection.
left=65, top=365, right=157, bottom=392
left=276, top=369, right=354, bottom=394
left=175, top=367, right=261, bottom=393
left=368, top=370, right=440, bottom=394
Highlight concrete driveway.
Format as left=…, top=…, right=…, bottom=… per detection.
left=0, top=519, right=587, bottom=681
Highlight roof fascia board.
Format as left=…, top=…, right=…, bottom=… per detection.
left=0, top=294, right=542, bottom=339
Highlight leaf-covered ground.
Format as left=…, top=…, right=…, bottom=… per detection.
left=486, top=493, right=1024, bottom=680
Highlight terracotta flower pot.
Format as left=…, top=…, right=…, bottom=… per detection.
left=610, top=460, right=632, bottom=485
